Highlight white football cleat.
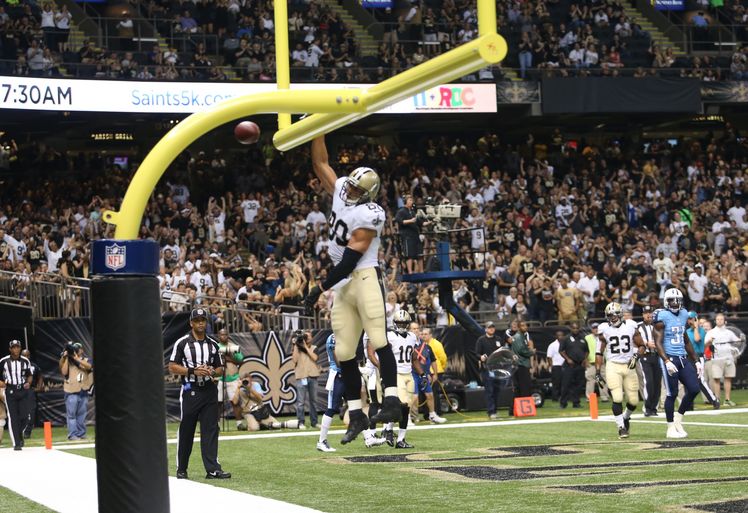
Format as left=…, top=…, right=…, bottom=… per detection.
left=364, top=436, right=388, bottom=448
left=666, top=426, right=687, bottom=439
left=429, top=414, right=447, bottom=424
left=316, top=440, right=337, bottom=452
left=674, top=413, right=688, bottom=436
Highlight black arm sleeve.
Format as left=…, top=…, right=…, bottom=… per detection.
left=321, top=247, right=363, bottom=291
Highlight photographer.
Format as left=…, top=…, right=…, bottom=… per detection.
left=396, top=195, right=423, bottom=274
left=231, top=378, right=299, bottom=431
left=58, top=341, right=93, bottom=441
left=292, top=330, right=320, bottom=429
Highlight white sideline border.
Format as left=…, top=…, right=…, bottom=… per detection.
left=0, top=448, right=324, bottom=513
left=50, top=406, right=748, bottom=451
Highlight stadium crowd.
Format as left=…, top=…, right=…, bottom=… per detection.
left=1, top=127, right=747, bottom=330
left=2, top=0, right=747, bottom=80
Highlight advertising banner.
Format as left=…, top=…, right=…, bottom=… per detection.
left=652, top=0, right=685, bottom=10
left=0, top=77, right=496, bottom=114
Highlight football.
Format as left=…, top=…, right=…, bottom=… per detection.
left=234, top=121, right=260, bottom=145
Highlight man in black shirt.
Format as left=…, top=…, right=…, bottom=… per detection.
left=475, top=322, right=503, bottom=419
left=395, top=195, right=422, bottom=274
left=558, top=323, right=588, bottom=408
left=169, top=308, right=231, bottom=480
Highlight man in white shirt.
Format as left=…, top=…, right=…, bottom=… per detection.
left=305, top=202, right=327, bottom=233
left=546, top=330, right=566, bottom=401
left=687, top=264, right=708, bottom=308
left=568, top=43, right=584, bottom=68
left=711, top=214, right=732, bottom=255
left=190, top=263, right=214, bottom=295
left=575, top=267, right=600, bottom=318
left=727, top=203, right=747, bottom=231
left=464, top=186, right=485, bottom=211
left=555, top=197, right=573, bottom=226
left=704, top=313, right=740, bottom=406
left=315, top=232, right=331, bottom=255
left=240, top=193, right=261, bottom=224
left=652, top=251, right=674, bottom=298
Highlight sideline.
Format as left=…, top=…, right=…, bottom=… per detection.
left=0, top=448, right=324, bottom=513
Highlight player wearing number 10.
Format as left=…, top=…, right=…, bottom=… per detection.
left=596, top=302, right=645, bottom=439
left=653, top=288, right=703, bottom=439
left=305, top=135, right=402, bottom=445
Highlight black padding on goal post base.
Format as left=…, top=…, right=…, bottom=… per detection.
left=92, top=276, right=169, bottom=513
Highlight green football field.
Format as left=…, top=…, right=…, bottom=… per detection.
left=2, top=394, right=747, bottom=513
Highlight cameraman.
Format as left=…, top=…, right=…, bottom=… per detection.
left=231, top=378, right=299, bottom=431
left=292, top=330, right=320, bottom=429
left=396, top=195, right=423, bottom=274
left=58, top=341, right=93, bottom=441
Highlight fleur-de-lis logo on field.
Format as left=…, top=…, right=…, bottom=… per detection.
left=239, top=332, right=296, bottom=414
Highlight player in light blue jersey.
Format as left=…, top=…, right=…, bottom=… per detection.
left=317, top=333, right=345, bottom=452
left=653, top=288, right=704, bottom=439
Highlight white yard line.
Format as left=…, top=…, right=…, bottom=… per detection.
left=48, top=406, right=748, bottom=451
left=0, top=447, right=324, bottom=513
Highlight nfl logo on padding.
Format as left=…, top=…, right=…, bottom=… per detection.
left=105, top=243, right=126, bottom=271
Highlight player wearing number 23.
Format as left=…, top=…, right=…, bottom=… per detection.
left=653, top=288, right=702, bottom=439
left=596, top=302, right=645, bottom=439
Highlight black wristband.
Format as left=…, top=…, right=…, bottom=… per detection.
left=187, top=368, right=194, bottom=378
left=321, top=247, right=364, bottom=290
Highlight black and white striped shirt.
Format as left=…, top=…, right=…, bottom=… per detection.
left=169, top=333, right=223, bottom=384
left=0, top=355, right=31, bottom=386
left=637, top=321, right=655, bottom=352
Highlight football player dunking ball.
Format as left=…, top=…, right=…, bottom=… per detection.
left=305, top=135, right=402, bottom=444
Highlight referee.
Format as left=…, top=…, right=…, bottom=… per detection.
left=168, top=308, right=231, bottom=480
left=0, top=340, right=33, bottom=451
left=637, top=306, right=662, bottom=417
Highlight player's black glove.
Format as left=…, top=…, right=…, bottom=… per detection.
left=594, top=372, right=606, bottom=388
left=628, top=353, right=640, bottom=370
left=304, top=286, right=322, bottom=317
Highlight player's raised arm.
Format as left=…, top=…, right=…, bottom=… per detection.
left=311, top=136, right=338, bottom=194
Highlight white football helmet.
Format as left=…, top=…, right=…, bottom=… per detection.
left=664, top=288, right=683, bottom=313
left=392, top=310, right=411, bottom=335
left=341, top=167, right=380, bottom=206
left=605, top=302, right=623, bottom=327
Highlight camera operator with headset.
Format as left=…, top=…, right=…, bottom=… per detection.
left=396, top=195, right=423, bottom=275
left=58, top=341, right=93, bottom=441
left=292, top=329, right=320, bottom=429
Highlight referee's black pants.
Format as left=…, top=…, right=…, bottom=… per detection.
left=5, top=386, right=30, bottom=449
left=639, top=353, right=662, bottom=414
left=177, top=383, right=221, bottom=474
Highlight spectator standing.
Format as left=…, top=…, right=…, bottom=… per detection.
left=576, top=267, right=600, bottom=320
left=687, top=264, right=708, bottom=309
left=555, top=276, right=581, bottom=323
left=704, top=272, right=728, bottom=314
left=58, top=342, right=93, bottom=441
left=292, top=330, right=320, bottom=429
left=559, top=323, right=589, bottom=409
